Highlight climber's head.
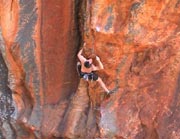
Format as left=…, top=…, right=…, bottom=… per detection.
left=84, top=59, right=92, bottom=68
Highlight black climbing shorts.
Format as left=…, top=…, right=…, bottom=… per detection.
left=77, top=64, right=98, bottom=81
left=81, top=72, right=98, bottom=81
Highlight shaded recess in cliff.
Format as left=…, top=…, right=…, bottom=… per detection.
left=0, top=51, right=15, bottom=138
left=40, top=0, right=80, bottom=104
left=40, top=0, right=84, bottom=138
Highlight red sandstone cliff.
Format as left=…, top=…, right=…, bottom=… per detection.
left=0, top=0, right=180, bottom=139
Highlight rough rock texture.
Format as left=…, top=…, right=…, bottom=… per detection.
left=0, top=0, right=180, bottom=139
left=0, top=0, right=80, bottom=138
left=83, top=0, right=180, bottom=139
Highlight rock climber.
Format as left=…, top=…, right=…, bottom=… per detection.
left=77, top=45, right=112, bottom=95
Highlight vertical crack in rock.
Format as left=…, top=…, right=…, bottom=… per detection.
left=75, top=0, right=84, bottom=49
left=52, top=1, right=100, bottom=138
left=40, top=0, right=88, bottom=138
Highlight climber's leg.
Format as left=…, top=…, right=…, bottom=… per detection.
left=96, top=77, right=109, bottom=93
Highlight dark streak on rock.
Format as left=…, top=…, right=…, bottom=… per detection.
left=104, top=15, right=114, bottom=31
left=126, top=22, right=135, bottom=44
left=107, top=5, right=113, bottom=13
left=131, top=2, right=141, bottom=11
left=18, top=0, right=38, bottom=86
left=17, top=0, right=42, bottom=128
left=106, top=42, right=116, bottom=47
left=10, top=0, right=14, bottom=11
left=114, top=55, right=128, bottom=92
left=127, top=1, right=145, bottom=44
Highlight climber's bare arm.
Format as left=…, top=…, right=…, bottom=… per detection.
left=77, top=49, right=86, bottom=62
left=96, top=56, right=104, bottom=69
left=92, top=56, right=104, bottom=71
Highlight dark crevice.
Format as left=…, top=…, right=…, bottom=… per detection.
left=75, top=0, right=85, bottom=52
left=0, top=52, right=15, bottom=137
left=76, top=1, right=102, bottom=137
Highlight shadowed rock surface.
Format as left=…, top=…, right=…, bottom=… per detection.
left=0, top=0, right=180, bottom=139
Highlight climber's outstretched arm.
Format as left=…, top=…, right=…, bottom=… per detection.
left=96, top=56, right=104, bottom=70
left=77, top=49, right=86, bottom=63
left=92, top=56, right=104, bottom=71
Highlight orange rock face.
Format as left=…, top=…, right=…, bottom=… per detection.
left=84, top=0, right=180, bottom=139
left=0, top=0, right=180, bottom=139
left=0, top=0, right=79, bottom=138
